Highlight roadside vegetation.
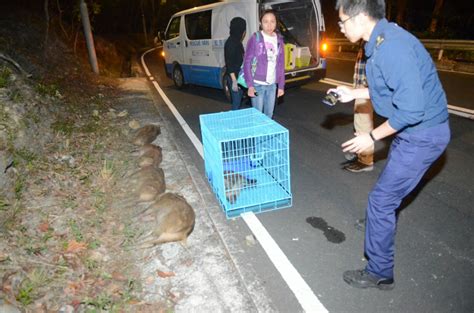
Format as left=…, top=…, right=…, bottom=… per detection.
left=0, top=8, right=172, bottom=312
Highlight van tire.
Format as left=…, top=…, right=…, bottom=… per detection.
left=172, top=65, right=185, bottom=89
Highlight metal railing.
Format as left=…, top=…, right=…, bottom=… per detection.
left=327, top=38, right=474, bottom=60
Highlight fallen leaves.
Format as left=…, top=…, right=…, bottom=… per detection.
left=145, top=276, right=155, bottom=285
left=117, top=110, right=128, bottom=117
left=111, top=271, right=127, bottom=282
left=65, top=280, right=85, bottom=296
left=38, top=221, right=50, bottom=233
left=129, top=120, right=140, bottom=129
left=65, top=240, right=87, bottom=254
left=157, top=270, right=175, bottom=278
left=0, top=252, right=9, bottom=262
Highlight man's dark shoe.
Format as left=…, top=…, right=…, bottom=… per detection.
left=343, top=161, right=374, bottom=173
left=354, top=218, right=365, bottom=231
left=343, top=269, right=395, bottom=290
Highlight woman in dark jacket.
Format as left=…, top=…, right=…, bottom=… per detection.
left=224, top=17, right=246, bottom=110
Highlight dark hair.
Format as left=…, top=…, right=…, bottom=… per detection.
left=259, top=9, right=277, bottom=23
left=335, top=0, right=386, bottom=20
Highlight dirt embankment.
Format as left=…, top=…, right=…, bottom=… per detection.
left=0, top=9, right=174, bottom=312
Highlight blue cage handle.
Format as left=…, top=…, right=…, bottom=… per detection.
left=250, top=153, right=264, bottom=163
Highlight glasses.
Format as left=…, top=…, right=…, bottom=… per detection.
left=338, top=15, right=354, bottom=28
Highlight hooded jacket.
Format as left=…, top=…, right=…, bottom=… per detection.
left=243, top=31, right=285, bottom=89
left=225, top=17, right=246, bottom=77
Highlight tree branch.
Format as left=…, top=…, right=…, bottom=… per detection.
left=0, top=52, right=32, bottom=78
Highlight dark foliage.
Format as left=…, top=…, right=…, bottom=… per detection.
left=322, top=0, right=473, bottom=39
left=2, top=0, right=216, bottom=36
left=3, top=0, right=472, bottom=39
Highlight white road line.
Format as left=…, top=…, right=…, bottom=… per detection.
left=141, top=47, right=328, bottom=313
left=150, top=79, right=204, bottom=157
left=242, top=212, right=328, bottom=313
left=320, top=78, right=474, bottom=119
left=142, top=49, right=203, bottom=157
left=320, top=78, right=352, bottom=87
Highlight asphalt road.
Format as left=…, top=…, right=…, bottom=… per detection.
left=143, top=50, right=474, bottom=313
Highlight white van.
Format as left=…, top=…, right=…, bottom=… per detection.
left=160, top=0, right=326, bottom=96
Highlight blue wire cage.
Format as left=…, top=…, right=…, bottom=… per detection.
left=200, top=108, right=292, bottom=218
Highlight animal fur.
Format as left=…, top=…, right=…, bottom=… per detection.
left=132, top=124, right=161, bottom=146
left=223, top=171, right=257, bottom=204
left=135, top=193, right=195, bottom=248
left=136, top=166, right=166, bottom=201
left=137, top=144, right=162, bottom=168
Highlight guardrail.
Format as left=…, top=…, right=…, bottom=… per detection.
left=327, top=38, right=474, bottom=60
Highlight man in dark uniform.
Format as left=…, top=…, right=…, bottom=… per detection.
left=329, top=0, right=450, bottom=290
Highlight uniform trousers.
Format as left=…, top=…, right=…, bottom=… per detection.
left=365, top=120, right=450, bottom=279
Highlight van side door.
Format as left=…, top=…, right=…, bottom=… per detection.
left=163, top=16, right=185, bottom=76
left=311, top=0, right=325, bottom=31
left=183, top=10, right=216, bottom=88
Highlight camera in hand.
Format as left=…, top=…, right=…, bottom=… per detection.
left=322, top=91, right=340, bottom=107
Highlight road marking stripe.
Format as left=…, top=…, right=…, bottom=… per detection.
left=320, top=78, right=352, bottom=87
left=150, top=80, right=204, bottom=157
left=142, top=49, right=204, bottom=157
left=320, top=78, right=474, bottom=119
left=141, top=47, right=328, bottom=313
left=242, top=212, right=328, bottom=313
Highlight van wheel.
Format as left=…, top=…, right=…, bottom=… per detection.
left=172, top=65, right=185, bottom=89
left=222, top=74, right=231, bottom=102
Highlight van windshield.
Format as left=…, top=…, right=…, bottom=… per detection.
left=265, top=0, right=320, bottom=69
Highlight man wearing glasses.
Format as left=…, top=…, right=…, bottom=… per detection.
left=328, top=0, right=450, bottom=290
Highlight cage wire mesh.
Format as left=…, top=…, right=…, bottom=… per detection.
left=200, top=108, right=292, bottom=218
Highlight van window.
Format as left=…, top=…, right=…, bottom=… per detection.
left=165, top=16, right=181, bottom=40
left=185, top=10, right=212, bottom=40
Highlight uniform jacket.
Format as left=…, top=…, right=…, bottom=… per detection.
left=243, top=31, right=285, bottom=89
left=365, top=19, right=449, bottom=133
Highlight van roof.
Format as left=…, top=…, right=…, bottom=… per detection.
left=172, top=0, right=255, bottom=17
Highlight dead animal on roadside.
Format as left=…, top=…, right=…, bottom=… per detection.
left=136, top=144, right=162, bottom=168
left=134, top=193, right=195, bottom=248
left=138, top=167, right=166, bottom=201
left=224, top=170, right=257, bottom=204
left=134, top=166, right=166, bottom=201
left=132, top=124, right=161, bottom=146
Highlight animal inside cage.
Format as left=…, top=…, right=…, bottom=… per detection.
left=200, top=108, right=292, bottom=218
